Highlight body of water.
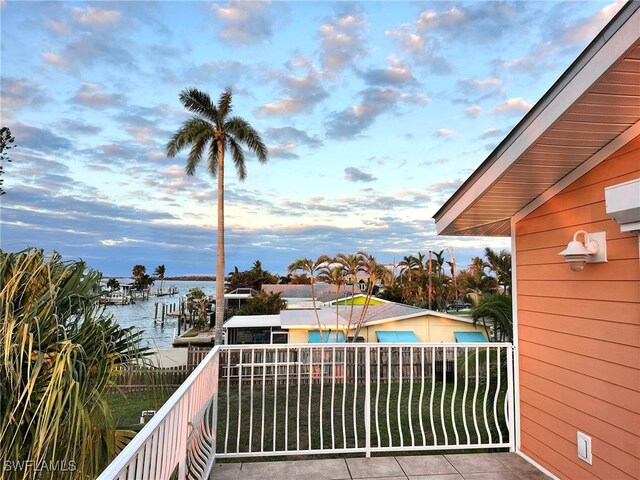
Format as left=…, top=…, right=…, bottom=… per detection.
left=105, top=280, right=216, bottom=349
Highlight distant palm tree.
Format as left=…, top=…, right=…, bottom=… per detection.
left=483, top=248, right=512, bottom=296
left=167, top=87, right=268, bottom=344
left=335, top=253, right=363, bottom=336
left=318, top=263, right=347, bottom=336
left=471, top=294, right=513, bottom=342
left=353, top=251, right=384, bottom=340
left=154, top=264, right=166, bottom=292
left=288, top=256, right=331, bottom=339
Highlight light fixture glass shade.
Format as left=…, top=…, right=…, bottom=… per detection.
left=558, top=230, right=600, bottom=271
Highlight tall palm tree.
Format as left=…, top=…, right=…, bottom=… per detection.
left=353, top=251, right=383, bottom=340
left=288, top=256, right=331, bottom=339
left=483, top=247, right=512, bottom=296
left=167, top=87, right=268, bottom=344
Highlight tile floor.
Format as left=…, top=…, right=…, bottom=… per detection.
left=211, top=453, right=550, bottom=479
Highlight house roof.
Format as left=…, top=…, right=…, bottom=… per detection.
left=262, top=284, right=357, bottom=303
left=433, top=2, right=640, bottom=237
left=224, top=315, right=281, bottom=328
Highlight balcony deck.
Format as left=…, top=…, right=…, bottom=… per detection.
left=213, top=453, right=549, bottom=479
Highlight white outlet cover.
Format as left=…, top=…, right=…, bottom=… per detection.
left=577, top=431, right=592, bottom=464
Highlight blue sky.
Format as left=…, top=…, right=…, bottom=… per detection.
left=0, top=0, right=623, bottom=276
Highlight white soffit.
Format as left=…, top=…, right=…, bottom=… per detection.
left=433, top=2, right=640, bottom=237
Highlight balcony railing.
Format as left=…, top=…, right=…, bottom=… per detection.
left=98, top=343, right=514, bottom=480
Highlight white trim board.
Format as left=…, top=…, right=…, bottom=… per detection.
left=517, top=451, right=561, bottom=480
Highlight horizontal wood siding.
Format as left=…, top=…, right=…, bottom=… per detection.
left=515, top=135, right=640, bottom=479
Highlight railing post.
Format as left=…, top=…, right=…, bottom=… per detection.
left=364, top=345, right=371, bottom=458
left=507, top=344, right=516, bottom=452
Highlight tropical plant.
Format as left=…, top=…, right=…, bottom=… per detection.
left=484, top=247, right=512, bottom=296
left=471, top=294, right=513, bottom=342
left=106, top=277, right=120, bottom=291
left=0, top=248, right=147, bottom=479
left=225, top=261, right=279, bottom=293
left=288, top=256, right=331, bottom=339
left=153, top=264, right=166, bottom=292
left=353, top=251, right=384, bottom=340
left=0, top=126, right=15, bottom=196
left=131, top=264, right=153, bottom=291
left=318, top=262, right=347, bottom=335
left=166, top=87, right=268, bottom=345
left=232, top=291, right=286, bottom=316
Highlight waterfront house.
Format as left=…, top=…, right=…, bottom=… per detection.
left=433, top=3, right=640, bottom=478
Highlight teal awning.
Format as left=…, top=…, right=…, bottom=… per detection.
left=454, top=331, right=486, bottom=342
left=308, top=331, right=346, bottom=343
left=376, top=331, right=419, bottom=343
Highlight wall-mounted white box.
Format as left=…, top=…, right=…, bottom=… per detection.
left=605, top=178, right=640, bottom=233
left=577, top=431, right=592, bottom=465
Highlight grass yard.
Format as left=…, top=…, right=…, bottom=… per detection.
left=215, top=379, right=509, bottom=456
left=106, top=388, right=177, bottom=429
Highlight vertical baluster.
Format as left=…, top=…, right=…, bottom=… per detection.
left=472, top=347, right=481, bottom=443
left=418, top=347, right=426, bottom=446
left=408, top=347, right=415, bottom=446
left=397, top=346, right=404, bottom=447
left=386, top=346, right=392, bottom=447
left=375, top=346, right=381, bottom=448
left=273, top=347, right=279, bottom=452
left=342, top=346, right=347, bottom=449
left=320, top=346, right=325, bottom=451
left=353, top=345, right=359, bottom=448
left=308, top=347, right=313, bottom=450
left=236, top=349, right=243, bottom=453
left=429, top=347, right=437, bottom=445
left=483, top=346, right=492, bottom=445
left=451, top=346, right=459, bottom=446
left=494, top=346, right=503, bottom=444
left=440, top=346, right=448, bottom=445
left=462, top=347, right=470, bottom=445
left=225, top=351, right=230, bottom=454
left=297, top=347, right=302, bottom=451
left=331, top=346, right=336, bottom=450
left=249, top=348, right=255, bottom=452
left=285, top=347, right=290, bottom=452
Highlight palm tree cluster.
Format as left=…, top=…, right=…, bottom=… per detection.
left=378, top=248, right=511, bottom=310
left=288, top=251, right=388, bottom=342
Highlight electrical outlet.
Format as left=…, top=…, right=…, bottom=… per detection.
left=577, top=431, right=592, bottom=464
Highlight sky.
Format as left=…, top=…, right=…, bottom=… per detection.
left=0, top=0, right=624, bottom=276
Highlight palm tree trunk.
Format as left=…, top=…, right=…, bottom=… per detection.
left=310, top=278, right=324, bottom=343
left=214, top=143, right=225, bottom=345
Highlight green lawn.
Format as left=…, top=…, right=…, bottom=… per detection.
left=216, top=379, right=509, bottom=456
left=106, top=388, right=177, bottom=429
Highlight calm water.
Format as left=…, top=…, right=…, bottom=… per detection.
left=105, top=281, right=216, bottom=349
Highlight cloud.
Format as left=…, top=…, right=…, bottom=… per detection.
left=358, top=56, right=417, bottom=87
left=11, top=123, right=73, bottom=154
left=72, top=6, right=121, bottom=27
left=257, top=66, right=328, bottom=116
left=553, top=1, right=624, bottom=46
left=212, top=1, right=276, bottom=45
left=58, top=119, right=102, bottom=136
left=416, top=7, right=465, bottom=32
left=325, top=87, right=400, bottom=139
left=344, top=167, right=376, bottom=183
left=464, top=106, right=481, bottom=118
left=489, top=97, right=532, bottom=115
left=71, top=83, right=126, bottom=108
left=434, top=128, right=458, bottom=139
left=42, top=32, right=136, bottom=73
left=265, top=127, right=323, bottom=148
left=385, top=25, right=453, bottom=74
left=318, top=6, right=368, bottom=77
left=481, top=128, right=503, bottom=138
left=0, top=77, right=50, bottom=116
left=268, top=143, right=299, bottom=160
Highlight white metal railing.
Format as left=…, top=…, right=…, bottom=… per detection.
left=99, top=343, right=514, bottom=479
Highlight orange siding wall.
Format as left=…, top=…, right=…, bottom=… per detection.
left=515, top=136, right=640, bottom=480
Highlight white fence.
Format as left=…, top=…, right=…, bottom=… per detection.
left=99, top=343, right=514, bottom=479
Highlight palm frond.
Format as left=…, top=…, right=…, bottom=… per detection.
left=227, top=136, right=247, bottom=181
left=186, top=128, right=214, bottom=176
left=225, top=116, right=268, bottom=163
left=178, top=88, right=219, bottom=124
left=166, top=118, right=212, bottom=159
left=206, top=140, right=219, bottom=178
left=217, top=87, right=233, bottom=122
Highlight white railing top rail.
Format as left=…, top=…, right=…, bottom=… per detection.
left=222, top=342, right=513, bottom=348
left=97, top=345, right=221, bottom=479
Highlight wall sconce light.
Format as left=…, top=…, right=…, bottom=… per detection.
left=558, top=230, right=607, bottom=271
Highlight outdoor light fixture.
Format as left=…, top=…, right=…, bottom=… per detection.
left=558, top=230, right=607, bottom=271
